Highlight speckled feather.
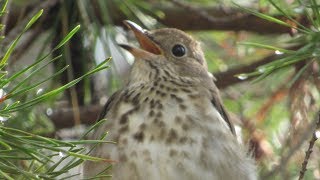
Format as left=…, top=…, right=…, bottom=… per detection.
left=82, top=24, right=256, bottom=180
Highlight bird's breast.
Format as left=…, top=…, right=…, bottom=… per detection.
left=112, top=79, right=228, bottom=144
left=87, top=79, right=256, bottom=180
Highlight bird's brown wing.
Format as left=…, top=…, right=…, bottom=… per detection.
left=97, top=90, right=121, bottom=121
left=210, top=86, right=236, bottom=135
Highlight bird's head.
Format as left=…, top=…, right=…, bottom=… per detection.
left=120, top=20, right=212, bottom=84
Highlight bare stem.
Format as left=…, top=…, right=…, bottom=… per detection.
left=298, top=112, right=320, bottom=180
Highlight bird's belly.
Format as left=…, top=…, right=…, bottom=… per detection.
left=109, top=97, right=255, bottom=180
left=113, top=129, right=255, bottom=180
left=113, top=142, right=219, bottom=180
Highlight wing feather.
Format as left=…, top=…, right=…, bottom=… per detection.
left=97, top=90, right=121, bottom=121
left=210, top=85, right=236, bottom=135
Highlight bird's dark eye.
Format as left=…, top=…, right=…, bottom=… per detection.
left=171, top=44, right=186, bottom=57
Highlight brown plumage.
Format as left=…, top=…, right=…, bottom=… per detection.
left=82, top=20, right=256, bottom=180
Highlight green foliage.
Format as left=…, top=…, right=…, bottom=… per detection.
left=1, top=9, right=42, bottom=66
left=0, top=124, right=110, bottom=179
left=231, top=1, right=320, bottom=179
left=235, top=0, right=320, bottom=82
left=0, top=5, right=111, bottom=179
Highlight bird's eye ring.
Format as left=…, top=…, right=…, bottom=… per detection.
left=171, top=44, right=186, bottom=57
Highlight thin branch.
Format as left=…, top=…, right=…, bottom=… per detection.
left=263, top=111, right=320, bottom=179
left=254, top=84, right=288, bottom=124
left=298, top=112, right=320, bottom=180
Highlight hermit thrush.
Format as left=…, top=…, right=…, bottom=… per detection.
left=82, top=20, right=256, bottom=180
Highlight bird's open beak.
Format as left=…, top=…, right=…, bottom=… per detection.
left=119, top=20, right=162, bottom=58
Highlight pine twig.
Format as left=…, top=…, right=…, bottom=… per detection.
left=298, top=112, right=320, bottom=180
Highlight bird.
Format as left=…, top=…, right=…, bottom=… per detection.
left=82, top=20, right=257, bottom=180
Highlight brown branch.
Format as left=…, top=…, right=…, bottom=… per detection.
left=213, top=45, right=302, bottom=89
left=48, top=104, right=102, bottom=129
left=169, top=0, right=250, bottom=23
left=213, top=53, right=283, bottom=89
left=111, top=4, right=307, bottom=34
left=298, top=112, right=320, bottom=180
left=255, top=82, right=289, bottom=124
left=5, top=1, right=309, bottom=36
